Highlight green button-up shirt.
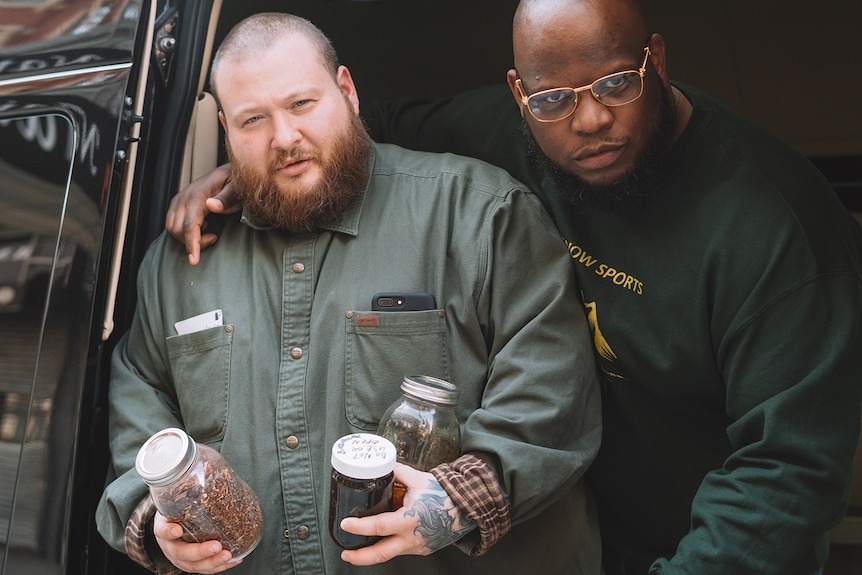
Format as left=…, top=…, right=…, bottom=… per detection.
left=97, top=143, right=602, bottom=575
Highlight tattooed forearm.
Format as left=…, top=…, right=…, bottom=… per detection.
left=405, top=492, right=477, bottom=551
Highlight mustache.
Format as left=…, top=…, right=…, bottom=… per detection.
left=272, top=148, right=319, bottom=169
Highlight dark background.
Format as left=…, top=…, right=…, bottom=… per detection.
left=214, top=0, right=862, bottom=161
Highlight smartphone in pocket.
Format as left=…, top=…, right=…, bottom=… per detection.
left=371, top=292, right=436, bottom=311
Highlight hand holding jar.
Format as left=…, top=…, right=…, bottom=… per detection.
left=135, top=428, right=264, bottom=562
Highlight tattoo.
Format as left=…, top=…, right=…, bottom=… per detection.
left=454, top=508, right=475, bottom=537
left=405, top=493, right=457, bottom=550
left=404, top=486, right=477, bottom=552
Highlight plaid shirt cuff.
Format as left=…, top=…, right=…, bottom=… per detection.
left=430, top=453, right=512, bottom=555
left=124, top=495, right=183, bottom=575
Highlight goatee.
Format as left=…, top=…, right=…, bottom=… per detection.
left=228, top=111, right=372, bottom=232
left=523, top=83, right=677, bottom=213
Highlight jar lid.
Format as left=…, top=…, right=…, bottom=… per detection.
left=401, top=375, right=459, bottom=406
left=135, top=427, right=197, bottom=486
left=331, top=433, right=396, bottom=479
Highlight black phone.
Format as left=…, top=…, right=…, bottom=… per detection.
left=371, top=292, right=436, bottom=311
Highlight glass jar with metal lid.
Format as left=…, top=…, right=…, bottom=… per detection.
left=377, top=375, right=461, bottom=508
left=135, top=427, right=264, bottom=560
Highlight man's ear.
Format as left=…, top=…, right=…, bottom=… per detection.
left=506, top=69, right=526, bottom=118
left=336, top=65, right=360, bottom=115
left=218, top=110, right=228, bottom=132
left=647, top=33, right=670, bottom=88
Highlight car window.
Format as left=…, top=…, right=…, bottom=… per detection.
left=0, top=112, right=74, bottom=569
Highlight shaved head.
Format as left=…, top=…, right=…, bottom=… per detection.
left=210, top=12, right=339, bottom=108
left=512, top=0, right=649, bottom=85
left=507, top=0, right=681, bottom=211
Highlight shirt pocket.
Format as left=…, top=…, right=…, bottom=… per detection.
left=165, top=325, right=234, bottom=443
left=345, top=310, right=448, bottom=430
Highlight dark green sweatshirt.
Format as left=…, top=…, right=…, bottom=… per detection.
left=365, top=83, right=862, bottom=575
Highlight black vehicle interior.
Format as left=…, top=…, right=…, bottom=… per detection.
left=195, top=1, right=862, bottom=223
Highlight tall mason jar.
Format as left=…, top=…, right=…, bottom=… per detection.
left=134, top=427, right=264, bottom=560
left=377, top=375, right=461, bottom=506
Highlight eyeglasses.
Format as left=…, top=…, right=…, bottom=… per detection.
left=515, top=46, right=651, bottom=123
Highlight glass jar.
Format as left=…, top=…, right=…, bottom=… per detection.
left=329, top=433, right=396, bottom=549
left=135, top=428, right=264, bottom=560
left=377, top=375, right=461, bottom=507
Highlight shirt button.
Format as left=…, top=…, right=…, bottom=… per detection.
left=290, top=347, right=302, bottom=359
left=296, top=526, right=310, bottom=539
left=283, top=529, right=290, bottom=539
left=285, top=435, right=299, bottom=449
left=292, top=262, right=305, bottom=273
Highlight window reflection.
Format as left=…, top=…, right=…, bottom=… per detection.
left=0, top=112, right=74, bottom=559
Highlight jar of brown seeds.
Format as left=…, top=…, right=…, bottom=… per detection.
left=135, top=428, right=264, bottom=560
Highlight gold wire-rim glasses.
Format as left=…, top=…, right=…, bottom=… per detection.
left=515, top=46, right=652, bottom=123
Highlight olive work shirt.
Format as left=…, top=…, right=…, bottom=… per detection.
left=96, top=143, right=603, bottom=575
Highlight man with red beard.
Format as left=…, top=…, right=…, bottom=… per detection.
left=96, top=12, right=602, bottom=575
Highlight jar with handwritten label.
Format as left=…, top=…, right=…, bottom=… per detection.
left=328, top=433, right=397, bottom=549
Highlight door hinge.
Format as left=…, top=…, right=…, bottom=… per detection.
left=153, top=8, right=179, bottom=86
